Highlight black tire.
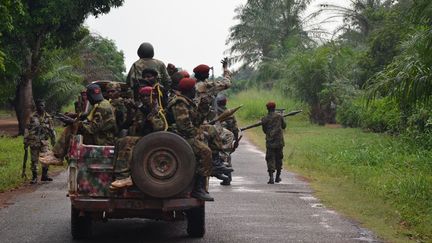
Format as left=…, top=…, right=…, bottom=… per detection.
left=71, top=206, right=92, bottom=240
left=186, top=205, right=205, bottom=238
left=131, top=131, right=196, bottom=198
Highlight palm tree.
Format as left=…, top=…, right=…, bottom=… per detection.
left=226, top=0, right=311, bottom=66
left=317, top=0, right=393, bottom=40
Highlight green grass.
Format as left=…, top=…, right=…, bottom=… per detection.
left=0, top=109, right=14, bottom=118
left=0, top=127, right=66, bottom=192
left=0, top=135, right=26, bottom=191
left=230, top=89, right=432, bottom=242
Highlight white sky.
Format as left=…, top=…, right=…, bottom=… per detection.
left=85, top=0, right=350, bottom=76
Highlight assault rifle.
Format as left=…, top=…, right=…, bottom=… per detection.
left=240, top=110, right=303, bottom=132
left=22, top=145, right=28, bottom=178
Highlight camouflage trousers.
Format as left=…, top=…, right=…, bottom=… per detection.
left=265, top=147, right=284, bottom=173
left=186, top=138, right=212, bottom=177
left=113, top=136, right=141, bottom=179
left=200, top=124, right=223, bottom=152
left=52, top=126, right=73, bottom=159
left=30, top=141, right=49, bottom=173
left=219, top=128, right=234, bottom=152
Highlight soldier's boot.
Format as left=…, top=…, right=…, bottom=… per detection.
left=191, top=176, right=214, bottom=201
left=30, top=171, right=38, bottom=184
left=41, top=167, right=53, bottom=182
left=212, top=153, right=234, bottom=174
left=267, top=172, right=275, bottom=184
left=110, top=176, right=133, bottom=189
left=220, top=172, right=231, bottom=186
left=275, top=170, right=282, bottom=183
left=214, top=173, right=230, bottom=182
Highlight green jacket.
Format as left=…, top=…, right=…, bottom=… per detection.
left=261, top=111, right=286, bottom=148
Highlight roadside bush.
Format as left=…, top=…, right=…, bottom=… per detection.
left=337, top=97, right=401, bottom=133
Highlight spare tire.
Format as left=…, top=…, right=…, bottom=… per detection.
left=131, top=131, right=196, bottom=198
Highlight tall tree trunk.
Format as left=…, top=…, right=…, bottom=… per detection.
left=14, top=35, right=43, bottom=135
left=15, top=77, right=33, bottom=135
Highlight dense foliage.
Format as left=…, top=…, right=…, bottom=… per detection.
left=0, top=0, right=124, bottom=134
left=228, top=0, right=432, bottom=141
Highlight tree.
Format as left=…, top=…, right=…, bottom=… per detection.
left=226, top=0, right=311, bottom=66
left=1, top=0, right=124, bottom=134
left=278, top=44, right=356, bottom=124
left=76, top=34, right=126, bottom=83
left=0, top=0, right=23, bottom=71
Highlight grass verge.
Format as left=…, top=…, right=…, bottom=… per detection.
left=229, top=89, right=431, bottom=242
left=0, top=127, right=66, bottom=192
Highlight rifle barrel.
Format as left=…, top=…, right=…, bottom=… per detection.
left=240, top=109, right=302, bottom=132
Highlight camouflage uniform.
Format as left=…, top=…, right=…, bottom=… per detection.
left=261, top=111, right=286, bottom=173
left=126, top=58, right=171, bottom=92
left=79, top=99, right=117, bottom=146
left=195, top=69, right=232, bottom=119
left=52, top=99, right=117, bottom=160
left=168, top=94, right=212, bottom=176
left=107, top=82, right=128, bottom=132
left=113, top=93, right=166, bottom=181
left=24, top=111, right=56, bottom=176
left=217, top=105, right=239, bottom=148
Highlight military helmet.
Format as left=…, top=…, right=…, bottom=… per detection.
left=137, top=42, right=154, bottom=58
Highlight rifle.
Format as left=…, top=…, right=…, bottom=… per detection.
left=208, top=105, right=242, bottom=125
left=22, top=145, right=28, bottom=178
left=240, top=110, right=303, bottom=132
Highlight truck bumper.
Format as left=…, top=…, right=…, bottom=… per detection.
left=70, top=196, right=204, bottom=212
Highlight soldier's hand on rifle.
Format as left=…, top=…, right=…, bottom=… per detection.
left=221, top=57, right=228, bottom=69
left=79, top=112, right=89, bottom=121
left=59, top=116, right=75, bottom=125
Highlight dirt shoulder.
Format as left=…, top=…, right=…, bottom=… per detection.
left=0, top=117, right=19, bottom=136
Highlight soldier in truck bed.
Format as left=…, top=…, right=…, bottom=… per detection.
left=24, top=99, right=56, bottom=184
left=106, top=82, right=128, bottom=135
left=126, top=42, right=171, bottom=99
left=167, top=77, right=214, bottom=201
left=110, top=86, right=167, bottom=190
left=261, top=101, right=286, bottom=184
left=43, top=84, right=117, bottom=165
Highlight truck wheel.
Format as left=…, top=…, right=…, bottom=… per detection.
left=71, top=206, right=92, bottom=239
left=132, top=132, right=196, bottom=198
left=186, top=205, right=205, bottom=238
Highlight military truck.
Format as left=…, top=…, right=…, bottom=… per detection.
left=67, top=132, right=205, bottom=239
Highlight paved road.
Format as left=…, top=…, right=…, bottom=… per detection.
left=0, top=139, right=379, bottom=243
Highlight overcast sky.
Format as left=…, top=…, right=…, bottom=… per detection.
left=85, top=0, right=350, bottom=76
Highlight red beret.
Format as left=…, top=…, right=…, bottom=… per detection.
left=179, top=70, right=190, bottom=78
left=139, top=86, right=153, bottom=95
left=193, top=64, right=210, bottom=74
left=178, top=78, right=196, bottom=92
left=266, top=101, right=276, bottom=109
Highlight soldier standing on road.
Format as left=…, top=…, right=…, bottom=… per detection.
left=167, top=77, right=214, bottom=201
left=261, top=101, right=286, bottom=184
left=24, top=99, right=56, bottom=184
left=126, top=42, right=171, bottom=99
